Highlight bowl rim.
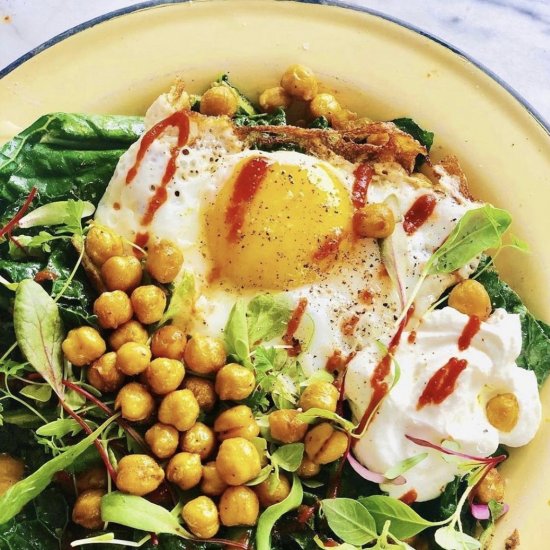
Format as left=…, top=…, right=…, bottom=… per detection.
left=1, top=0, right=549, bottom=136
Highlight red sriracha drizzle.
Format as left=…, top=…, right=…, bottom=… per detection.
left=402, top=194, right=436, bottom=235
left=125, top=111, right=190, bottom=226
left=225, top=157, right=270, bottom=242
left=417, top=357, right=468, bottom=410
left=283, top=298, right=308, bottom=356
left=351, top=163, right=374, bottom=208
left=458, top=315, right=481, bottom=351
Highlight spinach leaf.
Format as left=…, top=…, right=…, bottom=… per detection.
left=309, top=116, right=330, bottom=129
left=391, top=118, right=434, bottom=151
left=233, top=108, right=287, bottom=127
left=13, top=279, right=64, bottom=397
left=216, top=74, right=257, bottom=116
left=474, top=258, right=550, bottom=384
left=320, top=498, right=377, bottom=546
left=247, top=294, right=293, bottom=345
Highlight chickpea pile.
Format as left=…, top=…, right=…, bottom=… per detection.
left=63, top=229, right=349, bottom=537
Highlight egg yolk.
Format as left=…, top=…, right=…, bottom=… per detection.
left=206, top=156, right=353, bottom=289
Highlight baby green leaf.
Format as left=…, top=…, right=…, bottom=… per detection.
left=297, top=408, right=356, bottom=432
left=0, top=414, right=117, bottom=524
left=434, top=525, right=481, bottom=550
left=101, top=492, right=191, bottom=538
left=271, top=443, right=304, bottom=472
left=14, top=279, right=65, bottom=397
left=247, top=294, right=293, bottom=345
left=359, top=495, right=437, bottom=539
left=36, top=418, right=82, bottom=438
left=0, top=273, right=18, bottom=291
left=224, top=300, right=251, bottom=366
left=20, top=384, right=53, bottom=403
left=246, top=465, right=274, bottom=486
left=384, top=453, right=428, bottom=480
left=160, top=271, right=195, bottom=327
left=313, top=536, right=359, bottom=550
left=18, top=200, right=95, bottom=229
left=256, top=474, right=303, bottom=550
left=321, top=498, right=377, bottom=546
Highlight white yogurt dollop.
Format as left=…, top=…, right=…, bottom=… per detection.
left=346, top=307, right=541, bottom=502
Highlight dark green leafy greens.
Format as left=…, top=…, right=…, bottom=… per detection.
left=391, top=117, right=434, bottom=151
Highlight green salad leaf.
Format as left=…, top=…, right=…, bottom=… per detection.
left=434, top=525, right=481, bottom=550
left=247, top=294, right=293, bottom=345
left=234, top=107, right=287, bottom=127
left=160, top=272, right=195, bottom=328
left=321, top=498, right=377, bottom=546
left=391, top=118, right=434, bottom=151
left=18, top=199, right=95, bottom=229
left=224, top=300, right=251, bottom=366
left=216, top=74, right=257, bottom=116
left=271, top=443, right=305, bottom=472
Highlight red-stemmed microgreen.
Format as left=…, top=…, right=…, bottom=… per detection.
left=0, top=187, right=37, bottom=239
left=346, top=452, right=406, bottom=486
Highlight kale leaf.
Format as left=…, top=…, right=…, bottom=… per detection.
left=233, top=107, right=287, bottom=127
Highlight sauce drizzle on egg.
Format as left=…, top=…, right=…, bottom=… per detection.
left=351, top=163, right=374, bottom=208
left=403, top=194, right=437, bottom=235
left=283, top=297, right=308, bottom=356
left=417, top=357, right=468, bottom=410
left=458, top=315, right=481, bottom=351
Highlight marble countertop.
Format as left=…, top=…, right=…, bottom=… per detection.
left=1, top=0, right=549, bottom=123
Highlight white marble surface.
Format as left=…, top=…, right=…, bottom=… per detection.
left=0, top=0, right=549, bottom=123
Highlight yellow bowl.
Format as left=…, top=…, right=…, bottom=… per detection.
left=1, top=1, right=549, bottom=546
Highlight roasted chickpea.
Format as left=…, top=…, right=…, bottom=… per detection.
left=214, top=405, right=260, bottom=441
left=220, top=486, right=259, bottom=526
left=183, top=377, right=217, bottom=411
left=184, top=335, right=226, bottom=374
left=76, top=466, right=107, bottom=492
left=130, top=285, right=166, bottom=325
left=181, top=422, right=216, bottom=460
left=259, top=86, right=292, bottom=112
left=305, top=422, right=348, bottom=465
left=269, top=409, right=308, bottom=443
left=115, top=382, right=155, bottom=421
left=115, top=342, right=151, bottom=376
left=182, top=496, right=220, bottom=539
left=352, top=203, right=396, bottom=239
left=85, top=226, right=124, bottom=266
left=146, top=239, right=183, bottom=284
left=151, top=325, right=186, bottom=359
left=72, top=489, right=105, bottom=530
left=145, top=358, right=185, bottom=395
left=0, top=454, right=24, bottom=496
left=215, top=363, right=255, bottom=400
left=116, top=454, right=165, bottom=496
left=486, top=393, right=519, bottom=432
left=201, top=461, right=228, bottom=496
left=62, top=326, right=106, bottom=366
left=280, top=64, right=318, bottom=101
left=166, top=452, right=202, bottom=490
left=255, top=474, right=291, bottom=508
left=101, top=255, right=142, bottom=292
left=309, top=93, right=342, bottom=121
left=87, top=352, right=125, bottom=393
left=299, top=381, right=339, bottom=413
left=158, top=389, right=199, bottom=431
left=108, top=320, right=148, bottom=351
left=93, top=290, right=133, bottom=329
left=145, top=423, right=179, bottom=459
left=216, top=437, right=261, bottom=485
left=200, top=86, right=238, bottom=117
left=297, top=457, right=321, bottom=479
left=475, top=468, right=505, bottom=504
left=448, top=279, right=492, bottom=321
left=330, top=108, right=357, bottom=129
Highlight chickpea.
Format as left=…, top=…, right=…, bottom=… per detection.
left=297, top=457, right=321, bottom=479
left=184, top=335, right=226, bottom=374
left=220, top=486, right=259, bottom=527
left=115, top=342, right=151, bottom=376
left=76, top=466, right=107, bottom=492
left=0, top=454, right=24, bottom=496
left=259, top=86, right=292, bottom=112
left=94, top=290, right=133, bottom=330
left=280, top=64, right=318, bottom=101
left=352, top=203, right=396, bottom=239
left=181, top=422, right=216, bottom=460
left=269, top=409, right=308, bottom=444
left=145, top=358, right=185, bottom=395
left=108, top=320, right=148, bottom=351
left=72, top=489, right=105, bottom=530
left=182, top=496, right=220, bottom=539
left=200, top=86, right=238, bottom=117
left=100, top=255, right=142, bottom=292
left=183, top=377, right=217, bottom=411
left=255, top=474, right=291, bottom=508
left=115, top=382, right=155, bottom=422
left=146, top=239, right=183, bottom=284
left=62, top=326, right=106, bottom=366
left=158, top=390, right=199, bottom=431
left=87, top=352, right=125, bottom=393
left=214, top=405, right=260, bottom=441
left=201, top=461, right=228, bottom=496
left=448, top=279, right=492, bottom=321
left=116, top=454, right=165, bottom=496
left=486, top=393, right=519, bottom=432
left=476, top=468, right=505, bottom=504
left=215, top=363, right=255, bottom=401
left=216, top=437, right=261, bottom=486
left=85, top=226, right=124, bottom=266
left=310, top=93, right=342, bottom=121
left=151, top=325, right=186, bottom=359
left=131, top=285, right=167, bottom=325
left=299, top=381, right=339, bottom=413
left=166, top=452, right=202, bottom=490
left=305, top=422, right=348, bottom=464
left=145, top=423, right=179, bottom=459
left=331, top=108, right=357, bottom=129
